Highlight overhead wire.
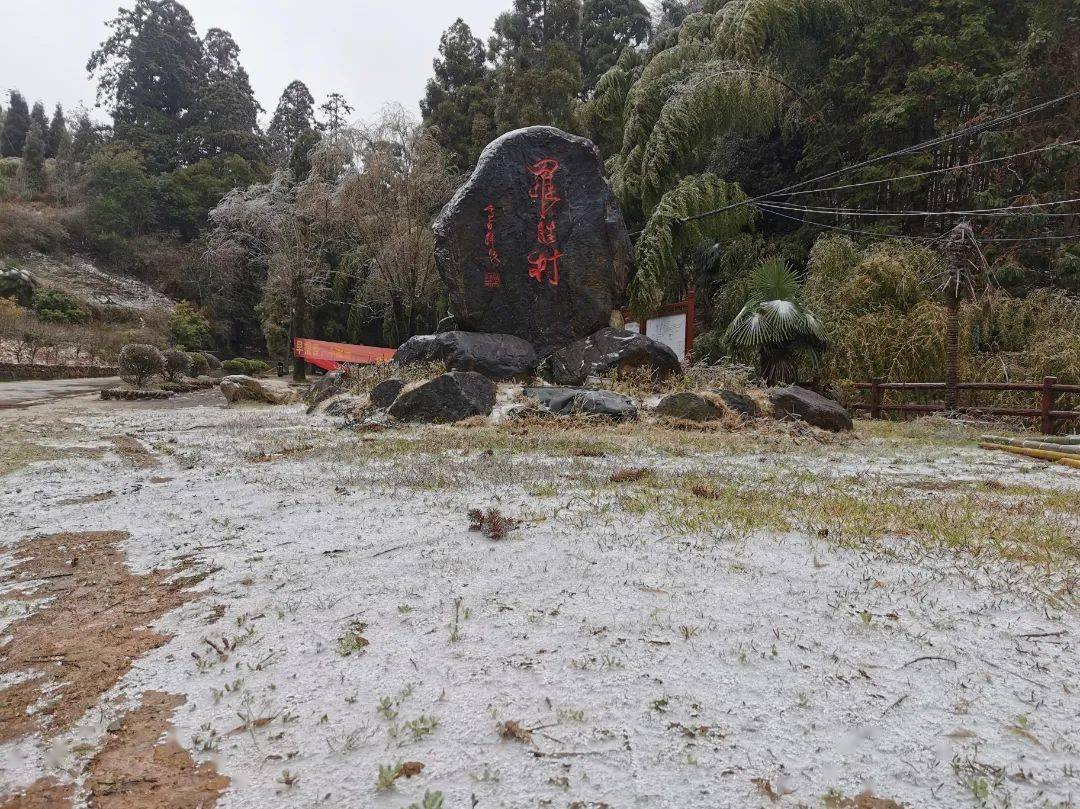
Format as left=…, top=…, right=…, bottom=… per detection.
left=678, top=90, right=1080, bottom=224
left=777, top=140, right=1080, bottom=198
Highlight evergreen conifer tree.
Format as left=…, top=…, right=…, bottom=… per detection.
left=421, top=18, right=494, bottom=169
left=87, top=0, right=205, bottom=171
left=579, top=0, right=651, bottom=93
left=487, top=0, right=584, bottom=132
left=190, top=28, right=266, bottom=162
left=20, top=122, right=48, bottom=194
left=1, top=91, right=31, bottom=157
left=46, top=103, right=67, bottom=158
left=267, top=80, right=316, bottom=167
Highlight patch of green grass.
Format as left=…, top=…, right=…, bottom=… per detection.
left=0, top=423, right=101, bottom=477
left=615, top=466, right=1080, bottom=571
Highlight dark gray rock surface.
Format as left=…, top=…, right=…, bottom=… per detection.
left=433, top=126, right=632, bottom=354
left=712, top=389, right=761, bottom=420
left=768, top=385, right=853, bottom=432
left=388, top=372, right=497, bottom=423
left=523, top=386, right=638, bottom=420
left=394, top=331, right=538, bottom=381
left=541, top=328, right=682, bottom=385
left=369, top=378, right=405, bottom=409
left=655, top=392, right=721, bottom=422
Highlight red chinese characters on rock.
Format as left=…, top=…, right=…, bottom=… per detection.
left=527, top=158, right=562, bottom=286
left=483, top=204, right=501, bottom=288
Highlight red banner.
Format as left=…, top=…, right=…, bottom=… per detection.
left=293, top=338, right=396, bottom=370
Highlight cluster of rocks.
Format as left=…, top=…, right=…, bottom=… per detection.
left=653, top=386, right=852, bottom=432
left=304, top=127, right=853, bottom=433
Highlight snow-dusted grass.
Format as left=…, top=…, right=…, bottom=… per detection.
left=1, top=399, right=1078, bottom=808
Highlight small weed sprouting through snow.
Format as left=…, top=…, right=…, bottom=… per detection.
left=497, top=719, right=533, bottom=743
left=467, top=507, right=517, bottom=540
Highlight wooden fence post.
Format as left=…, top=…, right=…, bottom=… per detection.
left=1041, top=376, right=1057, bottom=435
left=870, top=377, right=883, bottom=420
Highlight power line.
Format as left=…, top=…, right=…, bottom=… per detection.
left=756, top=197, right=1080, bottom=218
left=777, top=140, right=1080, bottom=199
left=758, top=205, right=938, bottom=241
left=680, top=90, right=1080, bottom=224
left=759, top=204, right=1077, bottom=243
left=979, top=233, right=1080, bottom=243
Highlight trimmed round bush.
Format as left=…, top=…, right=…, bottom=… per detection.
left=187, top=351, right=210, bottom=377
left=244, top=359, right=271, bottom=377
left=222, top=358, right=271, bottom=377
left=201, top=352, right=222, bottom=371
left=163, top=348, right=193, bottom=381
left=118, top=344, right=165, bottom=388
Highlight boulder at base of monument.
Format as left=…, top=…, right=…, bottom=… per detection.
left=655, top=392, right=721, bottom=422
left=306, top=369, right=348, bottom=412
left=394, top=331, right=538, bottom=381
left=433, top=126, right=632, bottom=354
left=369, top=378, right=405, bottom=409
left=768, top=385, right=853, bottom=432
left=712, top=389, right=761, bottom=421
left=523, top=386, right=638, bottom=420
left=541, top=328, right=682, bottom=386
left=388, top=372, right=496, bottom=423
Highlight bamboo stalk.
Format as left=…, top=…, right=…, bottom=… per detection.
left=981, top=435, right=1080, bottom=453
left=979, top=442, right=1080, bottom=469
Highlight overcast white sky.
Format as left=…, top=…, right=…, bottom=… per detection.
left=1, top=0, right=508, bottom=125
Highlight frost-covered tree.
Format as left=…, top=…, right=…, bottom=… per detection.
left=319, top=92, right=354, bottom=140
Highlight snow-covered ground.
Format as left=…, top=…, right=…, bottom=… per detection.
left=1, top=393, right=1078, bottom=808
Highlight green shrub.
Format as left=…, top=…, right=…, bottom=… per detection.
left=201, top=351, right=222, bottom=371
left=690, top=329, right=726, bottom=365
left=83, top=146, right=158, bottom=239
left=167, top=301, right=212, bottom=350
left=32, top=288, right=89, bottom=324
left=187, top=351, right=210, bottom=377
left=118, top=343, right=164, bottom=388
left=246, top=359, right=271, bottom=376
left=162, top=348, right=192, bottom=381
left=222, top=358, right=270, bottom=377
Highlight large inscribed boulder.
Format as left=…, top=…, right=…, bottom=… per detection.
left=433, top=126, right=632, bottom=354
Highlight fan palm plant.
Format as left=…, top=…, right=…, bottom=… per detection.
left=724, top=257, right=826, bottom=385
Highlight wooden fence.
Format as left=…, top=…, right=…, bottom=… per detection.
left=849, top=376, right=1080, bottom=435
